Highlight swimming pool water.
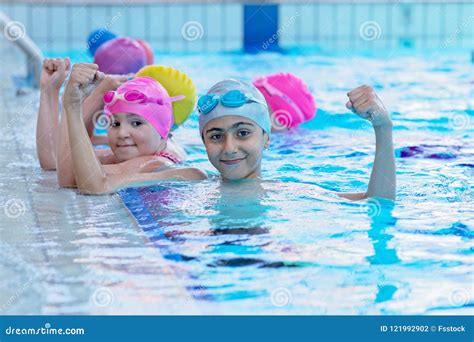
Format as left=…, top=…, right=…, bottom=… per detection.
left=1, top=47, right=472, bottom=315
left=118, top=50, right=473, bottom=314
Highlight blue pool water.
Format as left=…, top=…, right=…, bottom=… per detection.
left=1, top=47, right=472, bottom=315
left=113, top=50, right=473, bottom=314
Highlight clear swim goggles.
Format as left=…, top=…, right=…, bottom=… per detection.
left=197, top=90, right=266, bottom=115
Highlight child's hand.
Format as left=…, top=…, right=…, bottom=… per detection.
left=63, top=63, right=105, bottom=110
left=40, top=57, right=71, bottom=90
left=94, top=74, right=128, bottom=95
left=346, top=85, right=392, bottom=128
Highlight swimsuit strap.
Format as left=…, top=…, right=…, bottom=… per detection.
left=155, top=150, right=181, bottom=164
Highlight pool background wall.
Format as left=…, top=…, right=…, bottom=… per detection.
left=0, top=0, right=473, bottom=55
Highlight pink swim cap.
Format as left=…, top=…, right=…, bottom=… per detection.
left=94, top=37, right=147, bottom=75
left=253, top=73, right=317, bottom=129
left=103, top=76, right=184, bottom=140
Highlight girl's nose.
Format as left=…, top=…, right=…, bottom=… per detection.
left=117, top=124, right=131, bottom=138
left=223, top=135, right=238, bottom=155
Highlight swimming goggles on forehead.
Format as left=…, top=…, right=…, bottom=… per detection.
left=104, top=89, right=185, bottom=106
left=197, top=90, right=266, bottom=115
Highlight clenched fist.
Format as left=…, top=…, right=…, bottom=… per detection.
left=63, top=63, right=105, bottom=110
left=346, top=85, right=392, bottom=128
left=40, top=57, right=71, bottom=90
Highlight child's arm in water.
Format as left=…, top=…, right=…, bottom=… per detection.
left=337, top=85, right=396, bottom=201
left=62, top=63, right=206, bottom=194
left=56, top=74, right=126, bottom=187
left=36, top=58, right=70, bottom=170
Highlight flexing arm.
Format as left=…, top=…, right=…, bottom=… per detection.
left=62, top=63, right=206, bottom=194
left=337, top=85, right=396, bottom=201
left=56, top=75, right=126, bottom=187
left=36, top=58, right=70, bottom=170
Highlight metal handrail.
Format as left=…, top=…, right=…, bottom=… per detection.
left=0, top=11, right=43, bottom=88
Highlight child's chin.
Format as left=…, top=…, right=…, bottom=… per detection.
left=116, top=151, right=139, bottom=162
left=221, top=170, right=247, bottom=181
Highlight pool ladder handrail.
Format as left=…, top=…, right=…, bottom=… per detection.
left=0, top=11, right=43, bottom=88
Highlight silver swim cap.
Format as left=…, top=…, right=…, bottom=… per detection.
left=198, top=79, right=271, bottom=136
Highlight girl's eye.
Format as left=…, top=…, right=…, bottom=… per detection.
left=209, top=134, right=223, bottom=142
left=237, top=130, right=251, bottom=138
left=131, top=120, right=143, bottom=127
left=111, top=121, right=119, bottom=127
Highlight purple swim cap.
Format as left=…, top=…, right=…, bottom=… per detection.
left=94, top=37, right=147, bottom=75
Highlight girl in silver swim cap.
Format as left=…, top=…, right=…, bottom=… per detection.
left=198, top=79, right=271, bottom=180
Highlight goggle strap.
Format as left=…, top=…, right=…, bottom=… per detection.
left=169, top=95, right=186, bottom=102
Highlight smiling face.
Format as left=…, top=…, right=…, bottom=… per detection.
left=202, top=115, right=269, bottom=181
left=107, top=112, right=166, bottom=162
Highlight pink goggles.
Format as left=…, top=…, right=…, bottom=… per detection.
left=103, top=89, right=185, bottom=107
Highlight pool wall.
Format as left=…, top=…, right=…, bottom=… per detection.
left=0, top=0, right=473, bottom=54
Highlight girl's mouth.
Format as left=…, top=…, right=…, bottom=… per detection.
left=220, top=157, right=246, bottom=165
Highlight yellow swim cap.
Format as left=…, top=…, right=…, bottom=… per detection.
left=136, top=65, right=197, bottom=127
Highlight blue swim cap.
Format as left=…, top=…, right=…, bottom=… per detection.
left=87, top=29, right=117, bottom=56
left=198, top=79, right=271, bottom=137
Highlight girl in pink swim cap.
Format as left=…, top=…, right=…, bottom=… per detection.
left=102, top=76, right=184, bottom=164
left=59, top=63, right=206, bottom=193
left=35, top=58, right=189, bottom=188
